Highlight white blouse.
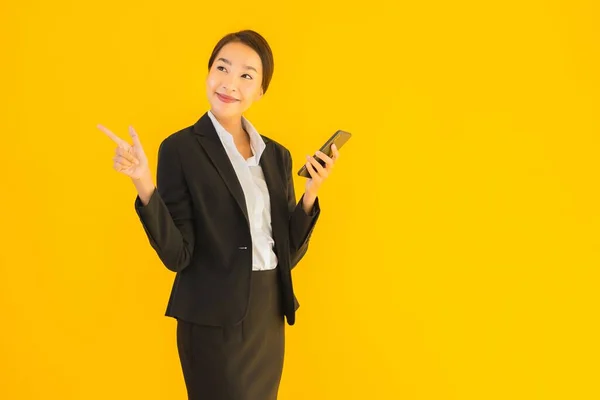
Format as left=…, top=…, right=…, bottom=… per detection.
left=207, top=110, right=278, bottom=271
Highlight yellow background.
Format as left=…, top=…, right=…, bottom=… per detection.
left=1, top=0, right=599, bottom=399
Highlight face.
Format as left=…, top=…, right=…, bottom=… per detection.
left=206, top=41, right=264, bottom=120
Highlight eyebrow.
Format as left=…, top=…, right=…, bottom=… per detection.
left=217, top=57, right=258, bottom=73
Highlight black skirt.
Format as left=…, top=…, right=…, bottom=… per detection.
left=176, top=269, right=285, bottom=400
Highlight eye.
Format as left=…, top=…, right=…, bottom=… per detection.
left=242, top=74, right=253, bottom=80
left=216, top=65, right=227, bottom=72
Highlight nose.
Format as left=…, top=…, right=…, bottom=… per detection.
left=222, top=75, right=238, bottom=93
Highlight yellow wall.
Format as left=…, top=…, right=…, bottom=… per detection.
left=1, top=0, right=599, bottom=399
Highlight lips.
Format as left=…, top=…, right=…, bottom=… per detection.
left=216, top=93, right=239, bottom=103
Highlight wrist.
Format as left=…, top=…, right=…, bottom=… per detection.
left=131, top=169, right=152, bottom=184
left=132, top=171, right=155, bottom=205
left=302, top=192, right=317, bottom=213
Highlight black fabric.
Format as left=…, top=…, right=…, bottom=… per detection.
left=176, top=269, right=285, bottom=400
left=134, top=112, right=321, bottom=327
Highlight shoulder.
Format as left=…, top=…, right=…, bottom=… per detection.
left=261, top=134, right=292, bottom=161
left=157, top=125, right=195, bottom=153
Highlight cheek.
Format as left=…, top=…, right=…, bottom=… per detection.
left=242, top=83, right=262, bottom=101
left=206, top=74, right=219, bottom=91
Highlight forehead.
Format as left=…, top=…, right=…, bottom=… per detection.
left=216, top=41, right=263, bottom=72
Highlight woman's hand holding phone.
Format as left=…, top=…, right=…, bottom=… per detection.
left=301, top=143, right=340, bottom=214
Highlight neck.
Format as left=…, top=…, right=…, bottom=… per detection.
left=211, top=110, right=246, bottom=140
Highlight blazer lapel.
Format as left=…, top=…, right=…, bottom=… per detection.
left=259, top=142, right=289, bottom=257
left=193, top=113, right=249, bottom=226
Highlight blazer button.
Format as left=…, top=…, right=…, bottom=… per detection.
left=238, top=246, right=248, bottom=250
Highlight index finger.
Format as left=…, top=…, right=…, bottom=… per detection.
left=97, top=124, right=129, bottom=148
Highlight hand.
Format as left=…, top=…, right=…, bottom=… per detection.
left=98, top=124, right=150, bottom=180
left=304, top=143, right=340, bottom=201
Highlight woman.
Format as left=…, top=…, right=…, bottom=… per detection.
left=98, top=29, right=339, bottom=399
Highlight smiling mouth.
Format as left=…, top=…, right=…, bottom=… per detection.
left=216, top=93, right=239, bottom=103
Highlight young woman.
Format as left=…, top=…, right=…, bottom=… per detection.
left=98, top=30, right=340, bottom=399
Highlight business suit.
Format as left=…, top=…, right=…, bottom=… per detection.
left=133, top=111, right=320, bottom=399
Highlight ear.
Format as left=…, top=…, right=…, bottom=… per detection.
left=256, top=87, right=264, bottom=101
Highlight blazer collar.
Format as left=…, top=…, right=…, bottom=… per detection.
left=206, top=110, right=267, bottom=165
left=193, top=112, right=271, bottom=144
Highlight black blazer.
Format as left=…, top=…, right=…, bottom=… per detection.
left=134, top=112, right=320, bottom=327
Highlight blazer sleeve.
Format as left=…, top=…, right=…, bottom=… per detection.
left=134, top=137, right=195, bottom=272
left=285, top=149, right=321, bottom=268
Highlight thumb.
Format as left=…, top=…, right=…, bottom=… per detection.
left=128, top=126, right=143, bottom=149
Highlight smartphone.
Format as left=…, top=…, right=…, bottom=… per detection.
left=297, top=130, right=352, bottom=178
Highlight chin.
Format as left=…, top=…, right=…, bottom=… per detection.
left=211, top=105, right=237, bottom=119
left=210, top=102, right=243, bottom=119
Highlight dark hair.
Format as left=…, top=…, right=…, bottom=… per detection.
left=208, top=30, right=274, bottom=94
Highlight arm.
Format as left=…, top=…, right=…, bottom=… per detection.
left=134, top=138, right=195, bottom=272
left=285, top=149, right=321, bottom=268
